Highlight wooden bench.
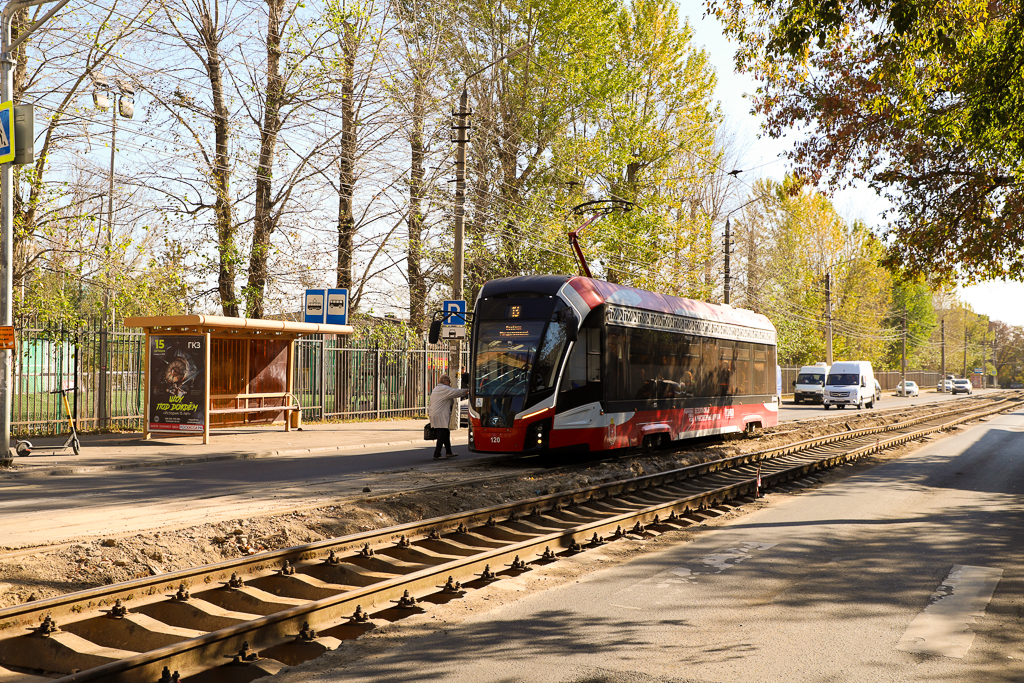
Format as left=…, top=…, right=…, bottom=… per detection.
left=209, top=394, right=303, bottom=431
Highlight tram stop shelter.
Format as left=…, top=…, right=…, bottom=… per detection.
left=124, top=315, right=354, bottom=444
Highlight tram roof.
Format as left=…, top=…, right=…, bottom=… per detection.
left=478, top=275, right=775, bottom=334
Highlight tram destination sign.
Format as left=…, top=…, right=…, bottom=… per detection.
left=148, top=335, right=207, bottom=432
left=605, top=304, right=775, bottom=344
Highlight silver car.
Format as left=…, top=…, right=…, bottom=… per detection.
left=896, top=380, right=919, bottom=397
left=951, top=378, right=973, bottom=395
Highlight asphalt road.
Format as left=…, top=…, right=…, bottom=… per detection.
left=0, top=389, right=999, bottom=548
left=292, top=405, right=1024, bottom=683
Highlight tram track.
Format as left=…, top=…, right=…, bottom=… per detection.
left=0, top=393, right=991, bottom=562
left=0, top=394, right=1019, bottom=682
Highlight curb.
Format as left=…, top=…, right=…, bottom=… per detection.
left=0, top=435, right=470, bottom=479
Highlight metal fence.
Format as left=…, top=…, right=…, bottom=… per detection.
left=12, top=322, right=147, bottom=435
left=10, top=321, right=952, bottom=436
left=292, top=337, right=469, bottom=423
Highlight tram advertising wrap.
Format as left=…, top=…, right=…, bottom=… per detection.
left=148, top=335, right=207, bottom=432
left=468, top=275, right=779, bottom=455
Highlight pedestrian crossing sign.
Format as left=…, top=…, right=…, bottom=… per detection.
left=0, top=101, right=12, bottom=164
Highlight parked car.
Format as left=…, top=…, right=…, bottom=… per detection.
left=937, top=379, right=953, bottom=392
left=896, top=380, right=919, bottom=397
left=951, top=378, right=973, bottom=395
left=874, top=379, right=883, bottom=403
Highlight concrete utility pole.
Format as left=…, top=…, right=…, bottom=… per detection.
left=940, top=319, right=946, bottom=392
left=900, top=304, right=907, bottom=396
left=450, top=89, right=469, bottom=390
left=824, top=272, right=833, bottom=365
left=963, top=323, right=968, bottom=378
left=1, top=0, right=72, bottom=457
left=449, top=43, right=529, bottom=392
left=982, top=330, right=987, bottom=388
left=723, top=218, right=731, bottom=305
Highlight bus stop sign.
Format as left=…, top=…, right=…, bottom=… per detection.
left=0, top=101, right=13, bottom=164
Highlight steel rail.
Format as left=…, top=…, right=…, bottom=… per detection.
left=1, top=395, right=1018, bottom=682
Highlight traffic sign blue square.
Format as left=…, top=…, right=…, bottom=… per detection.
left=443, top=300, right=466, bottom=325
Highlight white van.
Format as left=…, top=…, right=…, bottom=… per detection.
left=792, top=362, right=830, bottom=404
left=823, top=361, right=876, bottom=410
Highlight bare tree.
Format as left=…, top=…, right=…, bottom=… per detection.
left=153, top=0, right=243, bottom=315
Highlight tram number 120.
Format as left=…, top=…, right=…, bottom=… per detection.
left=491, top=437, right=501, bottom=443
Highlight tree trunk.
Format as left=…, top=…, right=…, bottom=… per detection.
left=201, top=6, right=239, bottom=317
left=407, top=72, right=426, bottom=333
left=245, top=0, right=285, bottom=319
left=336, top=20, right=357, bottom=293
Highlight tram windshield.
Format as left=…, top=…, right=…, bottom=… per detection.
left=474, top=320, right=548, bottom=397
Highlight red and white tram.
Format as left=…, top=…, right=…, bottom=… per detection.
left=467, top=275, right=778, bottom=454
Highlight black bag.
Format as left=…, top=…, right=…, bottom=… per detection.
left=424, top=422, right=435, bottom=440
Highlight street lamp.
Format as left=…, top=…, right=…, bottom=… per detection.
left=93, top=74, right=135, bottom=257
left=93, top=74, right=134, bottom=431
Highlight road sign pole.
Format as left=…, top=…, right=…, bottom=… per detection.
left=1, top=14, right=13, bottom=457
left=0, top=0, right=72, bottom=457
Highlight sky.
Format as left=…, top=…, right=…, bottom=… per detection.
left=674, top=0, right=1024, bottom=327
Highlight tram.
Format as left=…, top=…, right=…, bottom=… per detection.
left=467, top=275, right=778, bottom=454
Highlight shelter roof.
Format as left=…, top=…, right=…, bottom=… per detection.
left=123, top=315, right=353, bottom=337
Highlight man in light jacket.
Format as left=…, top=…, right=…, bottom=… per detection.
left=428, top=374, right=469, bottom=459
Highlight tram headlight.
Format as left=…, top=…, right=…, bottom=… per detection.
left=526, top=419, right=550, bottom=449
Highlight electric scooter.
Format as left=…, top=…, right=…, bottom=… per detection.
left=15, top=386, right=81, bottom=456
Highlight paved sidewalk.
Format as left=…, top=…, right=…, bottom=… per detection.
left=0, top=419, right=465, bottom=478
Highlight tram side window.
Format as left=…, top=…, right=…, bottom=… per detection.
left=586, top=328, right=601, bottom=382
left=752, top=345, right=768, bottom=394
left=677, top=335, right=699, bottom=397
left=605, top=327, right=628, bottom=401
left=624, top=328, right=685, bottom=401
left=627, top=328, right=656, bottom=399
left=559, top=327, right=602, bottom=410
left=717, top=341, right=734, bottom=396
left=699, top=338, right=717, bottom=397
left=731, top=343, right=751, bottom=395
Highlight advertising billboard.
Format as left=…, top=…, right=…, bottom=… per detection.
left=148, top=335, right=207, bottom=432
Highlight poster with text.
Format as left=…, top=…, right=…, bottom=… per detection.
left=148, top=335, right=206, bottom=432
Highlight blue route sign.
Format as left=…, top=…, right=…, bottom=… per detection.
left=0, top=101, right=13, bottom=164
left=304, top=289, right=326, bottom=323
left=443, top=299, right=466, bottom=325
left=326, top=288, right=348, bottom=325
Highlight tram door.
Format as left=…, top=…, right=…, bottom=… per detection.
left=558, top=327, right=601, bottom=410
